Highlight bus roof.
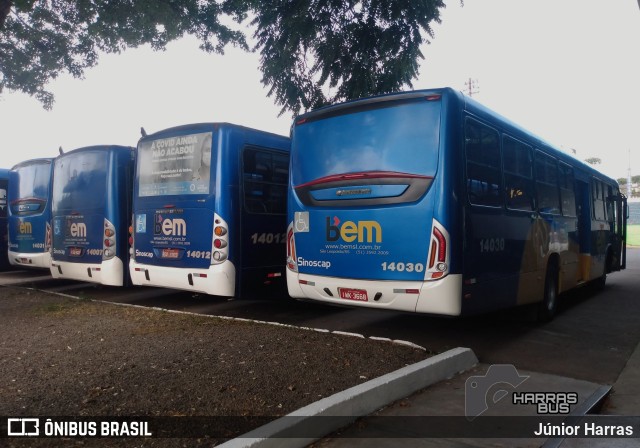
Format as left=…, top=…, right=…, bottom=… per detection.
left=11, top=157, right=54, bottom=170
left=139, top=122, right=289, bottom=143
left=294, top=87, right=619, bottom=187
left=57, top=145, right=134, bottom=157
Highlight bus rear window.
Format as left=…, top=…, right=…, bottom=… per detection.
left=292, top=100, right=441, bottom=185
left=137, top=132, right=213, bottom=197
left=52, top=151, right=107, bottom=212
left=12, top=162, right=51, bottom=201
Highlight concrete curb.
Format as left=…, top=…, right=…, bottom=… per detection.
left=218, top=347, right=479, bottom=448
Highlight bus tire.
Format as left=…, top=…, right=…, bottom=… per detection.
left=538, top=264, right=558, bottom=322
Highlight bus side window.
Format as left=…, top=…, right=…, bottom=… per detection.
left=558, top=163, right=577, bottom=217
left=243, top=147, right=289, bottom=215
left=534, top=151, right=561, bottom=215
left=592, top=178, right=606, bottom=221
left=503, top=135, right=534, bottom=211
left=465, top=118, right=502, bottom=207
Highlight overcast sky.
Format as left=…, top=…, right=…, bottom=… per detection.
left=1, top=0, right=638, bottom=180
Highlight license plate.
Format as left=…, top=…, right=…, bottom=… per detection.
left=162, top=248, right=180, bottom=259
left=69, top=247, right=83, bottom=257
left=338, top=288, right=368, bottom=302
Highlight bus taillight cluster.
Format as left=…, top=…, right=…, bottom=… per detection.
left=211, top=213, right=228, bottom=263
left=103, top=219, right=116, bottom=260
left=426, top=219, right=449, bottom=280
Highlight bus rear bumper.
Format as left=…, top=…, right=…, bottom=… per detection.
left=287, top=269, right=462, bottom=315
left=9, top=251, right=51, bottom=269
left=129, top=259, right=236, bottom=297
left=50, top=257, right=125, bottom=286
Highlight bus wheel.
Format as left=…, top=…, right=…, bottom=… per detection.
left=538, top=264, right=558, bottom=322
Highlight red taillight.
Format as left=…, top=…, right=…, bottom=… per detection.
left=426, top=220, right=450, bottom=281
left=432, top=227, right=446, bottom=262
left=286, top=227, right=297, bottom=271
left=104, top=239, right=112, bottom=247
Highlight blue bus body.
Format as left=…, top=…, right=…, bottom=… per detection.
left=287, top=88, right=626, bottom=318
left=0, top=168, right=9, bottom=271
left=130, top=123, right=290, bottom=297
left=7, top=158, right=54, bottom=269
left=50, top=145, right=135, bottom=286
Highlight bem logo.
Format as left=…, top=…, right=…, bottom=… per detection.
left=325, top=216, right=382, bottom=243
left=160, top=218, right=187, bottom=236
left=70, top=222, right=87, bottom=238
left=19, top=221, right=32, bottom=234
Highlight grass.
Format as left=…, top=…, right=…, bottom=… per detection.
left=628, top=224, right=640, bottom=247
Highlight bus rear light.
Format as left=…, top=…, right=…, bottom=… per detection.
left=193, top=273, right=207, bottom=278
left=128, top=215, right=135, bottom=254
left=103, top=218, right=116, bottom=260
left=432, top=227, right=446, bottom=262
left=299, top=279, right=315, bottom=286
left=286, top=224, right=298, bottom=272
left=213, top=251, right=227, bottom=262
left=211, top=213, right=229, bottom=265
left=45, top=222, right=52, bottom=252
left=267, top=272, right=282, bottom=278
left=425, top=219, right=450, bottom=281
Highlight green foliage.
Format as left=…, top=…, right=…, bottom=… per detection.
left=0, top=0, right=247, bottom=109
left=0, top=0, right=446, bottom=114
left=627, top=225, right=640, bottom=247
left=249, top=0, right=445, bottom=115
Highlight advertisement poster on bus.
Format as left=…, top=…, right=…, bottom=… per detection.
left=52, top=214, right=104, bottom=262
left=137, top=132, right=212, bottom=197
left=133, top=207, right=215, bottom=269
left=8, top=218, right=48, bottom=253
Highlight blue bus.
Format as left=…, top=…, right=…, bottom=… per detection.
left=0, top=168, right=9, bottom=271
left=7, top=158, right=54, bottom=269
left=129, top=123, right=290, bottom=297
left=50, top=145, right=135, bottom=286
left=287, top=88, right=627, bottom=320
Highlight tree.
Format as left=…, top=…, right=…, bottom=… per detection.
left=0, top=0, right=446, bottom=115
left=0, top=0, right=248, bottom=109
left=249, top=0, right=445, bottom=115
left=584, top=157, right=602, bottom=165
